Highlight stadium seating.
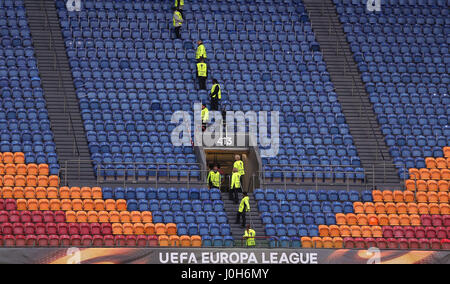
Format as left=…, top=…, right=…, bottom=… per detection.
left=0, top=154, right=234, bottom=247
left=334, top=0, right=449, bottom=178
left=0, top=0, right=59, bottom=174
left=255, top=147, right=450, bottom=249
left=54, top=0, right=364, bottom=181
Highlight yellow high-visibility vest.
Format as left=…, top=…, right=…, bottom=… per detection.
left=210, top=83, right=221, bottom=99
left=231, top=172, right=241, bottom=189
left=197, top=62, right=207, bottom=77
left=173, top=11, right=183, bottom=27
left=196, top=44, right=207, bottom=60
left=208, top=171, right=221, bottom=188
left=175, top=0, right=184, bottom=7
left=239, top=196, right=250, bottom=213
left=244, top=229, right=256, bottom=247
left=233, top=160, right=245, bottom=176
left=201, top=108, right=209, bottom=123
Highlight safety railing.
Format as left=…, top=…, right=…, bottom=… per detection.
left=40, top=0, right=81, bottom=158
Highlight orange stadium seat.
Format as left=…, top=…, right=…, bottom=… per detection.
left=319, top=225, right=329, bottom=237
left=167, top=223, right=177, bottom=235
left=336, top=213, right=346, bottom=225
left=357, top=214, right=368, bottom=226
left=353, top=202, right=364, bottom=214
left=5, top=164, right=16, bottom=175
left=443, top=147, right=450, bottom=158
left=66, top=211, right=76, bottom=222
left=105, top=200, right=117, bottom=211
left=47, top=187, right=58, bottom=199
left=98, top=211, right=109, bottom=223
left=416, top=180, right=427, bottom=191
left=407, top=203, right=419, bottom=214
left=420, top=169, right=431, bottom=180
left=59, top=187, right=70, bottom=199
left=116, top=200, right=127, bottom=211
left=131, top=212, right=142, bottom=223
left=83, top=199, right=94, bottom=211
left=16, top=164, right=27, bottom=175
left=410, top=215, right=421, bottom=226
left=1, top=187, right=13, bottom=198
left=38, top=199, right=50, bottom=211
left=378, top=214, right=389, bottom=226
left=24, top=187, right=36, bottom=199
left=382, top=191, right=394, bottom=202
left=404, top=191, right=415, bottom=203
left=26, top=176, right=37, bottom=187
left=109, top=211, right=120, bottom=223
left=301, top=237, right=313, bottom=248
left=112, top=224, right=123, bottom=235
left=409, top=168, right=420, bottom=180
left=363, top=202, right=375, bottom=214
left=429, top=203, right=440, bottom=215
left=72, top=199, right=83, bottom=211
left=37, top=176, right=49, bottom=187
left=38, top=164, right=49, bottom=176
left=388, top=214, right=400, bottom=226
left=436, top=158, right=447, bottom=169
left=0, top=176, right=3, bottom=187
left=159, top=235, right=169, bottom=247
left=50, top=199, right=61, bottom=210
left=27, top=164, right=38, bottom=176
left=13, top=187, right=24, bottom=199
left=427, top=192, right=438, bottom=203
left=438, top=192, right=449, bottom=203
left=61, top=199, right=72, bottom=211
left=442, top=169, right=450, bottom=180
left=405, top=179, right=416, bottom=191
left=418, top=203, right=430, bottom=215
left=427, top=180, right=438, bottom=191
left=3, top=153, right=14, bottom=164
left=361, top=226, right=372, bottom=238
left=385, top=202, right=397, bottom=214
left=70, top=187, right=81, bottom=199
left=393, top=190, right=404, bottom=202
left=0, top=163, right=4, bottom=175
left=155, top=224, right=167, bottom=235
left=120, top=211, right=131, bottom=223
left=191, top=236, right=202, bottom=247
left=92, top=187, right=102, bottom=199
left=144, top=223, right=156, bottom=235
left=16, top=199, right=27, bottom=210
left=27, top=199, right=38, bottom=211
left=36, top=187, right=47, bottom=199
left=375, top=202, right=386, bottom=214
left=312, top=237, right=323, bottom=248
left=332, top=237, right=343, bottom=248
left=81, top=187, right=92, bottom=199
left=396, top=203, right=407, bottom=214
left=339, top=225, right=351, bottom=237
left=180, top=236, right=191, bottom=247
left=350, top=226, right=361, bottom=237
left=87, top=211, right=99, bottom=223
left=399, top=214, right=411, bottom=226
left=142, top=212, right=152, bottom=223
left=417, top=192, right=428, bottom=203
left=133, top=223, right=145, bottom=235
left=371, top=226, right=383, bottom=238
left=169, top=235, right=180, bottom=247
left=94, top=200, right=105, bottom=211
left=76, top=211, right=88, bottom=223
left=440, top=204, right=450, bottom=214
left=329, top=225, right=340, bottom=237
left=346, top=213, right=357, bottom=225
left=13, top=153, right=25, bottom=164
left=3, top=175, right=14, bottom=187
left=372, top=190, right=383, bottom=202
left=438, top=181, right=449, bottom=192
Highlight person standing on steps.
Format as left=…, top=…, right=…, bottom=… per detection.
left=243, top=225, right=256, bottom=247
left=207, top=164, right=221, bottom=190
left=173, top=8, right=183, bottom=39
left=197, top=58, right=208, bottom=90
left=236, top=192, right=250, bottom=228
left=196, top=40, right=207, bottom=62
left=233, top=154, right=246, bottom=192
left=230, top=167, right=241, bottom=203
left=210, top=79, right=221, bottom=111
left=174, top=0, right=184, bottom=10
left=201, top=104, right=209, bottom=132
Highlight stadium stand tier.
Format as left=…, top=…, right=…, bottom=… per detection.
left=334, top=0, right=449, bottom=179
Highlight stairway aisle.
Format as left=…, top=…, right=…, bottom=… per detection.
left=221, top=191, right=267, bottom=247
left=24, top=0, right=96, bottom=186
left=303, top=0, right=401, bottom=189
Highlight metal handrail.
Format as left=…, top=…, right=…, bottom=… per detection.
left=40, top=0, right=81, bottom=158
left=313, top=3, right=387, bottom=163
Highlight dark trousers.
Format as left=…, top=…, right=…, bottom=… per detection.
left=210, top=97, right=219, bottom=111
left=198, top=77, right=207, bottom=90
left=230, top=187, right=240, bottom=203
left=240, top=175, right=245, bottom=192
left=236, top=211, right=246, bottom=227
left=174, top=27, right=181, bottom=39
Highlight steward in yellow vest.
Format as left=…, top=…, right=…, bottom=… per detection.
left=173, top=9, right=183, bottom=39
left=197, top=58, right=207, bottom=90
left=210, top=79, right=221, bottom=111
left=236, top=192, right=250, bottom=227
left=196, top=40, right=207, bottom=61
left=207, top=165, right=221, bottom=189
left=244, top=226, right=256, bottom=247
